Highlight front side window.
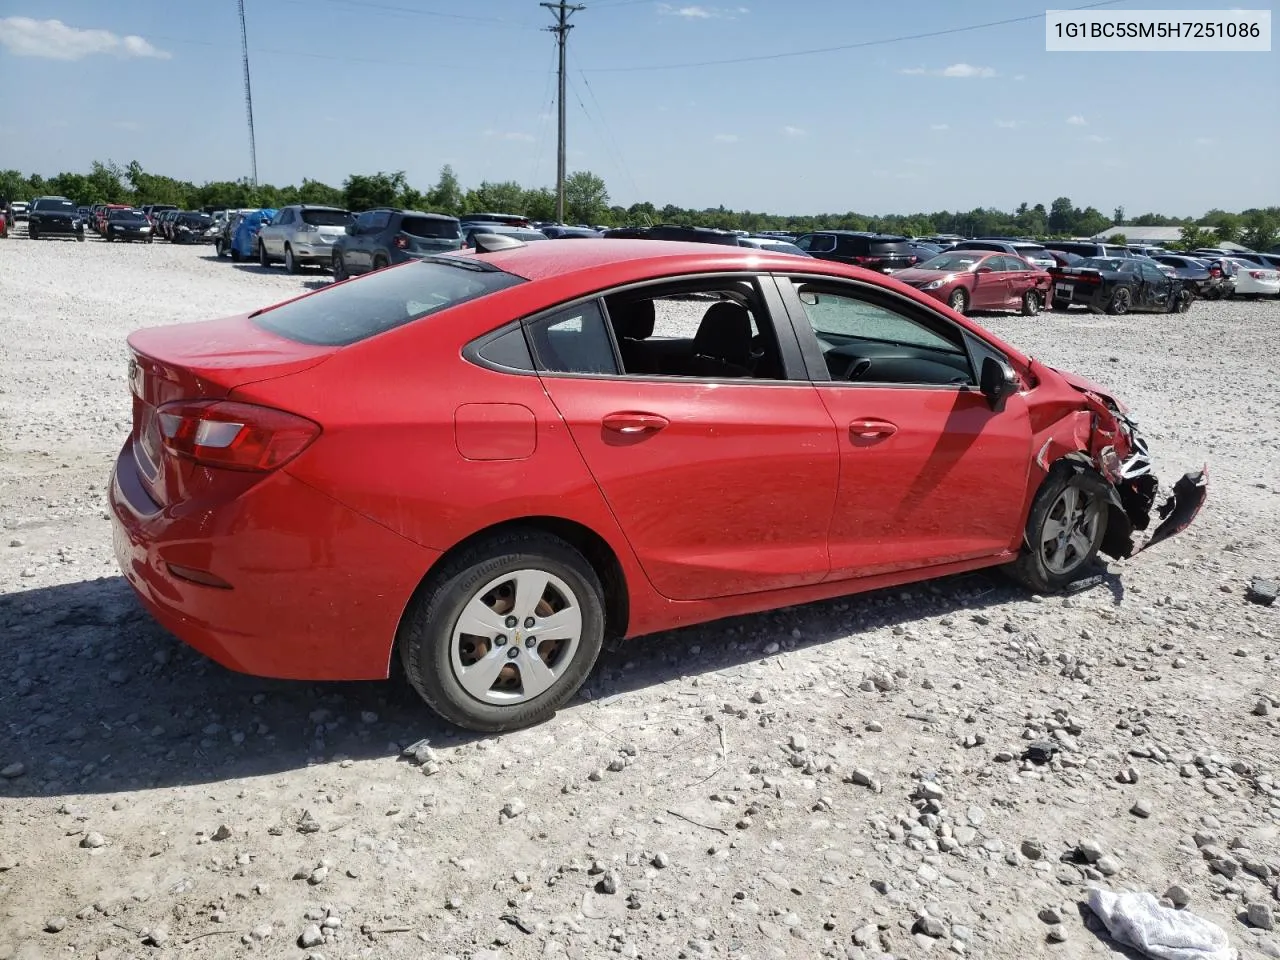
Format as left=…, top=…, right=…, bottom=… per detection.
left=788, top=280, right=972, bottom=386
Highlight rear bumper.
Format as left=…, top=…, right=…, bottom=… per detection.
left=291, top=242, right=338, bottom=261
left=109, top=441, right=442, bottom=680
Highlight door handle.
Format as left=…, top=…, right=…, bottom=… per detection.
left=602, top=412, right=669, bottom=435
left=849, top=419, right=898, bottom=439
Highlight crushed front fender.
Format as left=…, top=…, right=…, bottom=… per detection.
left=1131, top=468, right=1208, bottom=555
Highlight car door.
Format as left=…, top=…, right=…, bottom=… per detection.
left=775, top=274, right=1033, bottom=580
left=265, top=209, right=288, bottom=254
left=1002, top=256, right=1039, bottom=305
left=345, top=212, right=373, bottom=272
left=1138, top=262, right=1171, bottom=309
left=526, top=277, right=840, bottom=602
left=365, top=210, right=392, bottom=265
left=968, top=254, right=1005, bottom=310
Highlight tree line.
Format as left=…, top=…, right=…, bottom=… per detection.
left=1, top=160, right=1276, bottom=249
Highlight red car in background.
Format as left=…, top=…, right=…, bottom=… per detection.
left=94, top=203, right=131, bottom=235
left=891, top=250, right=1052, bottom=316
left=109, top=240, right=1205, bottom=731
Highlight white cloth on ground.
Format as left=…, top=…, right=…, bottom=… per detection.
left=1087, top=888, right=1237, bottom=960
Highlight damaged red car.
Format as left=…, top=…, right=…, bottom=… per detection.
left=109, top=240, right=1206, bottom=731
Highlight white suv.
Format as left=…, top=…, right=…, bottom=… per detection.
left=257, top=204, right=353, bottom=273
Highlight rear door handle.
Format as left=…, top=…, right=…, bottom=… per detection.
left=602, top=412, right=669, bottom=435
left=849, top=418, right=898, bottom=439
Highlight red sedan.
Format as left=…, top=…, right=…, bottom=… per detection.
left=892, top=251, right=1052, bottom=316
left=110, top=240, right=1205, bottom=731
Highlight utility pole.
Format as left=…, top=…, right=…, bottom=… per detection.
left=541, top=0, right=584, bottom=224
left=236, top=0, right=259, bottom=187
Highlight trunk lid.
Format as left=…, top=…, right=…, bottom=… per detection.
left=126, top=314, right=335, bottom=505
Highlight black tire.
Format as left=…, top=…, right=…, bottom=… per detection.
left=1006, top=464, right=1109, bottom=593
left=29, top=225, right=39, bottom=240
left=1170, top=288, right=1193, bottom=313
left=1021, top=290, right=1041, bottom=316
left=284, top=244, right=300, bottom=274
left=398, top=530, right=606, bottom=732
left=947, top=288, right=968, bottom=314
left=230, top=245, right=241, bottom=262
left=215, top=239, right=225, bottom=258
left=332, top=252, right=347, bottom=281
left=1106, top=286, right=1132, bottom=315
left=258, top=241, right=270, bottom=268
left=76, top=230, right=85, bottom=242
left=146, top=236, right=153, bottom=244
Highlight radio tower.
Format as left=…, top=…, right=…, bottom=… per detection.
left=237, top=0, right=259, bottom=186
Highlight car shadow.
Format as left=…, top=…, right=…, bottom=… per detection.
left=0, top=566, right=1096, bottom=799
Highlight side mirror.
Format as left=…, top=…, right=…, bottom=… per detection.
left=979, top=356, right=1018, bottom=412
left=975, top=265, right=993, bottom=274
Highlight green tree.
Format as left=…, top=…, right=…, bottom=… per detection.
left=521, top=186, right=558, bottom=222
left=1048, top=196, right=1075, bottom=235
left=0, top=169, right=29, bottom=203
left=1075, top=206, right=1111, bottom=237
left=1110, top=232, right=1128, bottom=245
left=426, top=164, right=464, bottom=215
left=562, top=170, right=609, bottom=225
left=297, top=178, right=344, bottom=206
left=48, top=172, right=92, bottom=205
left=342, top=171, right=408, bottom=212
left=1112, top=205, right=1125, bottom=225
left=86, top=161, right=131, bottom=203
left=1240, top=212, right=1279, bottom=252
left=464, top=180, right=526, bottom=215
left=1175, top=224, right=1213, bottom=251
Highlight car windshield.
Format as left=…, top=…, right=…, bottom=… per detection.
left=180, top=214, right=213, bottom=226
left=301, top=209, right=352, bottom=227
left=253, top=259, right=525, bottom=346
left=34, top=199, right=76, bottom=212
left=111, top=211, right=148, bottom=223
left=918, top=253, right=984, bottom=271
left=401, top=216, right=461, bottom=239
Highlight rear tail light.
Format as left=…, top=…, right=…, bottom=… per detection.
left=393, top=235, right=409, bottom=249
left=851, top=255, right=876, bottom=265
left=156, top=400, right=320, bottom=472
left=1209, top=267, right=1222, bottom=278
left=1249, top=270, right=1265, bottom=280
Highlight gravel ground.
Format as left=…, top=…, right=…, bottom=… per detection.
left=1, top=230, right=1279, bottom=960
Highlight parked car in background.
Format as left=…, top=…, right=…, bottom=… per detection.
left=77, top=205, right=91, bottom=221
left=158, top=209, right=186, bottom=241
left=257, top=204, right=353, bottom=272
left=104, top=208, right=154, bottom=242
left=463, top=224, right=548, bottom=248
left=951, top=238, right=1056, bottom=270
left=541, top=225, right=601, bottom=239
left=893, top=251, right=1051, bottom=315
left=94, top=204, right=131, bottom=235
left=141, top=204, right=178, bottom=225
left=9, top=200, right=30, bottom=221
left=908, top=241, right=943, bottom=262
left=1042, top=240, right=1134, bottom=260
left=460, top=212, right=533, bottom=230
left=793, top=231, right=917, bottom=272
left=1231, top=252, right=1280, bottom=271
left=1043, top=249, right=1084, bottom=269
left=213, top=208, right=259, bottom=258
left=229, top=208, right=277, bottom=262
left=170, top=211, right=217, bottom=244
left=735, top=236, right=811, bottom=256
left=108, top=239, right=1205, bottom=731
left=1127, top=245, right=1172, bottom=258
left=1050, top=256, right=1191, bottom=314
left=1190, top=248, right=1239, bottom=260
left=27, top=196, right=85, bottom=241
left=0, top=206, right=8, bottom=239
left=1149, top=254, right=1221, bottom=298
left=1225, top=258, right=1280, bottom=297
left=332, top=209, right=463, bottom=280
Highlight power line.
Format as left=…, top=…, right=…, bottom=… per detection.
left=569, top=51, right=641, bottom=201
left=580, top=0, right=1128, bottom=71
left=541, top=1, right=585, bottom=223
left=289, top=0, right=537, bottom=25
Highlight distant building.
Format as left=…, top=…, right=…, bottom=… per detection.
left=1090, top=225, right=1252, bottom=251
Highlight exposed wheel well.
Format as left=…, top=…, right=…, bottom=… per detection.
left=399, top=516, right=630, bottom=654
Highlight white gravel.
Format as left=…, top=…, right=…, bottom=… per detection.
left=1, top=229, right=1279, bottom=959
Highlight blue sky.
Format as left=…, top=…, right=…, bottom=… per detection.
left=0, top=0, right=1275, bottom=215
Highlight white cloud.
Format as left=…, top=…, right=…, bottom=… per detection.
left=899, top=62, right=996, bottom=78
left=929, top=123, right=949, bottom=131
left=1084, top=133, right=1109, bottom=143
left=995, top=120, right=1018, bottom=129
left=1066, top=114, right=1087, bottom=126
left=782, top=125, right=806, bottom=137
left=0, top=17, right=170, bottom=60
left=713, top=133, right=740, bottom=143
left=657, top=4, right=748, bottom=19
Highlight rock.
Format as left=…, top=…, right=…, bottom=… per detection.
left=80, top=832, right=106, bottom=849
left=652, top=852, right=670, bottom=869
left=1118, top=766, right=1139, bottom=784
left=1021, top=839, right=1044, bottom=860
left=966, top=805, right=985, bottom=827
left=1246, top=578, right=1278, bottom=606
left=1077, top=839, right=1104, bottom=863
left=308, top=866, right=328, bottom=885
left=1131, top=799, right=1154, bottom=818
left=1047, top=925, right=1068, bottom=943
left=299, top=924, right=324, bottom=948
left=1038, top=908, right=1062, bottom=924
left=1165, top=884, right=1191, bottom=908
left=848, top=768, right=875, bottom=787
left=250, top=923, right=272, bottom=941
left=1096, top=855, right=1121, bottom=876
left=501, top=799, right=526, bottom=820
left=1250, top=903, right=1276, bottom=931
left=789, top=733, right=808, bottom=752
left=597, top=871, right=620, bottom=895
left=915, top=914, right=947, bottom=939
left=0, top=763, right=25, bottom=779
left=143, top=927, right=169, bottom=947
left=44, top=917, right=68, bottom=933
left=211, top=824, right=232, bottom=842
left=296, top=811, right=321, bottom=834
left=1210, top=857, right=1240, bottom=879
left=916, top=780, right=945, bottom=801
left=1025, top=741, right=1057, bottom=764
left=866, top=720, right=883, bottom=732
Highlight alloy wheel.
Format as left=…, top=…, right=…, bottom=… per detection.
left=449, top=569, right=583, bottom=705
left=1039, top=484, right=1103, bottom=576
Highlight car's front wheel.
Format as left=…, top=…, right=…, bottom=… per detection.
left=1106, top=286, right=1132, bottom=315
left=947, top=288, right=968, bottom=314
left=332, top=252, right=347, bottom=281
left=1021, top=290, right=1041, bottom=316
left=1007, top=464, right=1108, bottom=592
left=399, top=530, right=606, bottom=732
left=258, top=241, right=270, bottom=268
left=284, top=244, right=300, bottom=274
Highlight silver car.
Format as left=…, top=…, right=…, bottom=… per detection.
left=257, top=204, right=353, bottom=273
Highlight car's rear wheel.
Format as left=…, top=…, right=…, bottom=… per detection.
left=1021, top=290, right=1041, bottom=316
left=373, top=254, right=389, bottom=271
left=1171, top=288, right=1193, bottom=313
left=947, top=288, right=968, bottom=314
left=1007, top=464, right=1108, bottom=592
left=258, top=241, right=270, bottom=268
left=29, top=224, right=39, bottom=240
left=399, top=530, right=606, bottom=732
left=1106, top=286, right=1132, bottom=315
left=332, top=252, right=347, bottom=281
left=215, top=238, right=225, bottom=257
left=285, top=244, right=300, bottom=274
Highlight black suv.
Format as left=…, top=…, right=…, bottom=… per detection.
left=792, top=231, right=916, bottom=271
left=27, top=196, right=85, bottom=241
left=603, top=224, right=741, bottom=245
left=331, top=209, right=463, bottom=279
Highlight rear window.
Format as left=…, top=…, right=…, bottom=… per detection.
left=868, top=237, right=911, bottom=255
left=34, top=198, right=76, bottom=212
left=956, top=241, right=1003, bottom=252
left=253, top=259, right=524, bottom=346
left=401, top=216, right=461, bottom=239
left=301, top=209, right=352, bottom=227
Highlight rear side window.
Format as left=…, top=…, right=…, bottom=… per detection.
left=301, top=208, right=352, bottom=227
left=527, top=300, right=619, bottom=375
left=796, top=234, right=836, bottom=253
left=402, top=216, right=461, bottom=239
left=253, top=259, right=524, bottom=346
